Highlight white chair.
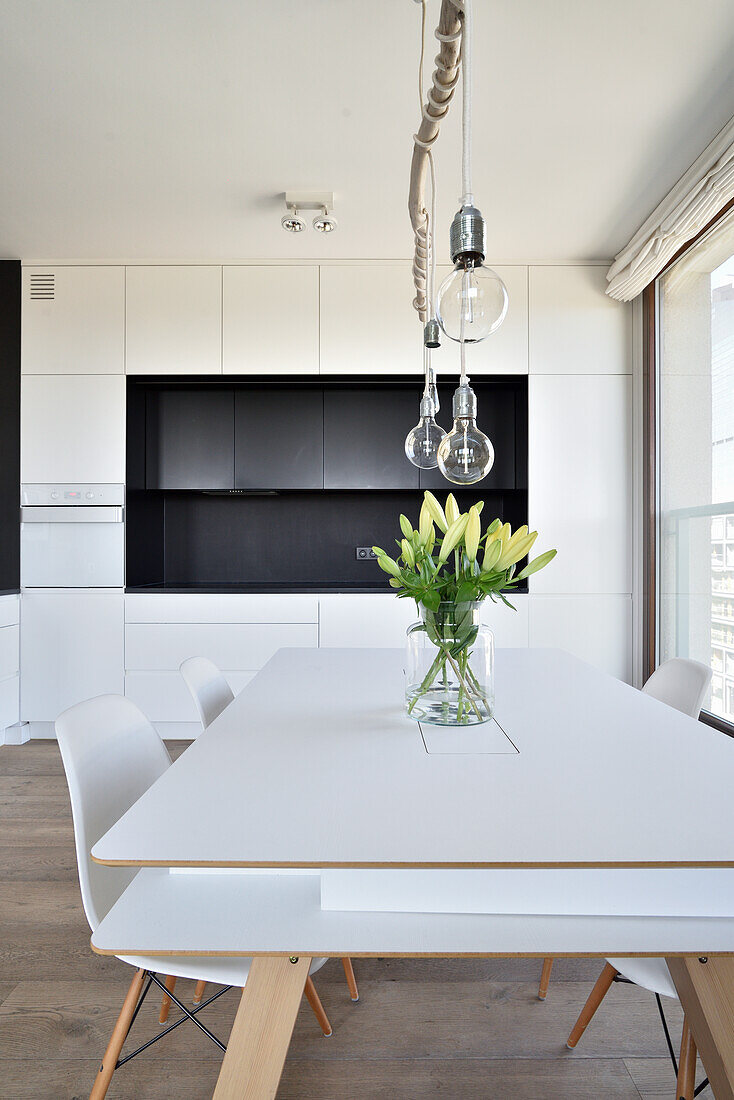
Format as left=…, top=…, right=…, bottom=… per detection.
left=539, top=657, right=713, bottom=1100
left=179, top=655, right=361, bottom=1007
left=179, top=656, right=235, bottom=730
left=56, top=694, right=339, bottom=1100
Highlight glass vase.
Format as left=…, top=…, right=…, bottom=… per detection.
left=405, top=600, right=494, bottom=726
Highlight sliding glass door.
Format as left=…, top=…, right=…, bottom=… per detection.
left=657, top=207, right=734, bottom=727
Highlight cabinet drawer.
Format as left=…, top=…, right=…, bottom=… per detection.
left=0, top=626, right=19, bottom=679
left=0, top=675, right=19, bottom=731
left=0, top=596, right=19, bottom=629
left=125, top=623, right=318, bottom=671
left=125, top=594, right=319, bottom=624
left=125, top=670, right=255, bottom=722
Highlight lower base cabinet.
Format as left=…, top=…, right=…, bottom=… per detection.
left=20, top=591, right=124, bottom=723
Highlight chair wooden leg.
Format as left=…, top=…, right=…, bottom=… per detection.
left=676, top=1017, right=697, bottom=1100
left=538, top=957, right=554, bottom=1000
left=304, top=976, right=333, bottom=1037
left=193, top=979, right=206, bottom=1005
left=158, top=974, right=177, bottom=1024
left=341, top=957, right=359, bottom=1002
left=566, top=962, right=619, bottom=1048
left=89, top=968, right=146, bottom=1100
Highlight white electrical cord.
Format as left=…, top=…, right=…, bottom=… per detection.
left=461, top=0, right=473, bottom=207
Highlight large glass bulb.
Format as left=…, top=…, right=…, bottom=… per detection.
left=436, top=260, right=508, bottom=344
left=437, top=383, right=494, bottom=485
left=405, top=393, right=447, bottom=469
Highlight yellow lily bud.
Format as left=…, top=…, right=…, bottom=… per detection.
left=464, top=506, right=481, bottom=562
left=388, top=577, right=401, bottom=588
left=423, top=491, right=448, bottom=533
left=418, top=501, right=434, bottom=545
left=399, top=514, right=413, bottom=540
left=445, top=494, right=460, bottom=525
left=376, top=554, right=401, bottom=578
left=401, top=538, right=415, bottom=569
left=425, top=525, right=436, bottom=555
left=481, top=537, right=502, bottom=573
left=438, top=514, right=469, bottom=563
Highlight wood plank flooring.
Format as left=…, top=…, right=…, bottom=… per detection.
left=0, top=740, right=714, bottom=1100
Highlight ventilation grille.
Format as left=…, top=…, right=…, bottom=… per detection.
left=29, top=272, right=55, bottom=300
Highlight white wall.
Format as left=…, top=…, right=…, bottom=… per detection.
left=18, top=260, right=632, bottom=733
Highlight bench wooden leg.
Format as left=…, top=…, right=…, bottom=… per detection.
left=538, top=957, right=554, bottom=1000
left=89, top=968, right=146, bottom=1100
left=566, top=962, right=618, bottom=1048
left=213, top=956, right=312, bottom=1100
left=341, top=956, right=359, bottom=1001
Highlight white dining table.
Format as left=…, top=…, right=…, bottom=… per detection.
left=91, top=647, right=734, bottom=1099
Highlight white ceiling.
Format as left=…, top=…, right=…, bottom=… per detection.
left=1, top=0, right=733, bottom=264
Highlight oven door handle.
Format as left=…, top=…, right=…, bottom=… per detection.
left=20, top=506, right=124, bottom=523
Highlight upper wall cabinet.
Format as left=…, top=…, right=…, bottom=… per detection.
left=320, top=264, right=528, bottom=376
left=223, top=266, right=319, bottom=375
left=431, top=265, right=528, bottom=376
left=529, top=266, right=631, bottom=374
left=21, top=375, right=126, bottom=483
left=126, top=266, right=221, bottom=375
left=320, top=266, right=423, bottom=376
left=146, top=389, right=234, bottom=490
left=21, top=266, right=124, bottom=374
left=323, top=386, right=419, bottom=489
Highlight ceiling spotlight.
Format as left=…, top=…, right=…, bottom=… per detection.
left=313, top=206, right=337, bottom=233
left=281, top=207, right=306, bottom=233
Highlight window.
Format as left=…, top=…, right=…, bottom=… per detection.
left=656, top=206, right=734, bottom=727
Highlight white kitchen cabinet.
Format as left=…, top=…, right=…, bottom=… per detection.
left=223, top=266, right=319, bottom=375
left=529, top=266, right=631, bottom=375
left=125, top=593, right=318, bottom=624
left=431, top=265, right=528, bottom=375
left=0, top=675, right=19, bottom=734
left=320, top=265, right=423, bottom=375
left=21, top=266, right=124, bottom=375
left=124, top=670, right=255, bottom=723
left=21, top=374, right=126, bottom=483
left=125, top=622, right=318, bottom=672
left=0, top=625, right=20, bottom=679
left=0, top=595, right=19, bottom=630
left=529, top=594, right=632, bottom=683
left=126, top=266, right=221, bottom=375
left=529, top=374, right=632, bottom=595
left=318, top=593, right=529, bottom=649
left=20, top=591, right=124, bottom=722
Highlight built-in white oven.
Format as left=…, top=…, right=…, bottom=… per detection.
left=20, top=484, right=124, bottom=588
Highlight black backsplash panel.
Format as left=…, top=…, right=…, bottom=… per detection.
left=159, top=490, right=528, bottom=590
left=126, top=374, right=529, bottom=592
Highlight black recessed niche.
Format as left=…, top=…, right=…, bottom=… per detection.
left=126, top=375, right=528, bottom=593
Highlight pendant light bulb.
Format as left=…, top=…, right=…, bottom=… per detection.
left=436, top=206, right=508, bottom=344
left=405, top=391, right=447, bottom=470
left=437, top=382, right=494, bottom=485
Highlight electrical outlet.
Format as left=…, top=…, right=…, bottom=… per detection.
left=355, top=546, right=379, bottom=561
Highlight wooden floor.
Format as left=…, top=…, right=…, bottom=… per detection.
left=0, top=741, right=714, bottom=1100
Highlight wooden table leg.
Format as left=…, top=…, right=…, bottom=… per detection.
left=212, top=955, right=312, bottom=1100
left=667, top=956, right=734, bottom=1100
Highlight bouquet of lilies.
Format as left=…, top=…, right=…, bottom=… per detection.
left=372, top=491, right=556, bottom=613
left=373, top=492, right=556, bottom=723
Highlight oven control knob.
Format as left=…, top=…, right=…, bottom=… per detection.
left=50, top=491, right=59, bottom=499
left=86, top=492, right=94, bottom=499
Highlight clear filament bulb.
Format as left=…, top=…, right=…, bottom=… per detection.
left=405, top=413, right=447, bottom=469
left=436, top=259, right=508, bottom=344
left=437, top=383, right=494, bottom=485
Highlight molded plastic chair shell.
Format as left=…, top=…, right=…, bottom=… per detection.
left=179, top=657, right=235, bottom=730
left=641, top=657, right=712, bottom=719
left=55, top=694, right=171, bottom=932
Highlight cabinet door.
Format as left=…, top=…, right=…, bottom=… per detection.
left=235, top=388, right=322, bottom=489
left=320, top=266, right=423, bottom=375
left=431, top=264, right=528, bottom=376
left=20, top=592, right=124, bottom=722
left=126, top=266, right=221, bottom=375
left=21, top=375, right=126, bottom=483
left=324, top=387, right=419, bottom=489
left=223, top=266, right=319, bottom=375
left=146, top=389, right=234, bottom=489
left=22, top=266, right=125, bottom=374
left=419, top=384, right=520, bottom=491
